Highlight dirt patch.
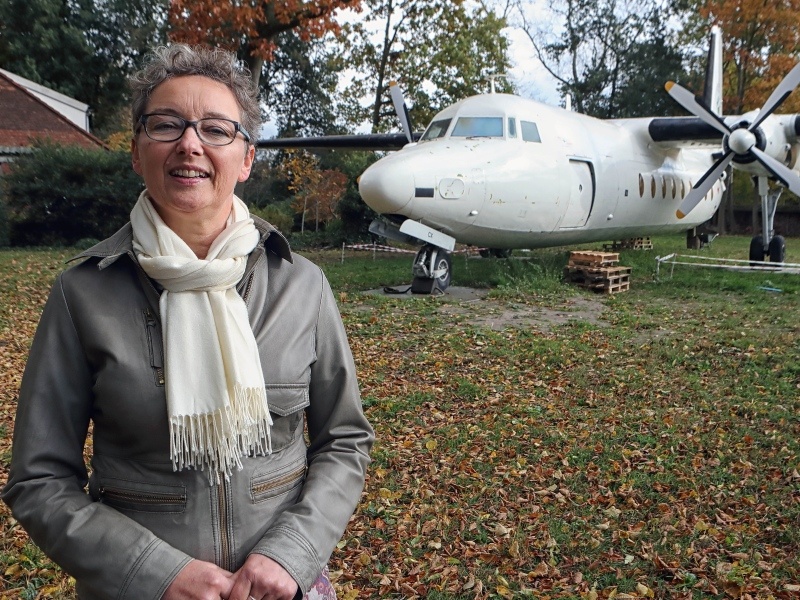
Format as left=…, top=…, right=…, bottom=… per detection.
left=361, top=286, right=609, bottom=332
left=438, top=294, right=609, bottom=332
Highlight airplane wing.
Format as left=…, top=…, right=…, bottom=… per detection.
left=256, top=132, right=422, bottom=151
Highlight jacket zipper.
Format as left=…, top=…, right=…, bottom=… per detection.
left=144, top=308, right=165, bottom=385
left=100, top=486, right=185, bottom=505
left=252, top=465, right=306, bottom=497
left=218, top=478, right=233, bottom=571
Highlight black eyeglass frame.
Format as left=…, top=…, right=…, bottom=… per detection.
left=137, top=113, right=252, bottom=146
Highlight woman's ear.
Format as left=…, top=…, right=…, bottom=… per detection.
left=238, top=144, right=256, bottom=182
left=131, top=136, right=143, bottom=176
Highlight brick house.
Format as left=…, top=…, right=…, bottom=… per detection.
left=0, top=69, right=105, bottom=174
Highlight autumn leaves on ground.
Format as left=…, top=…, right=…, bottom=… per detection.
left=1, top=237, right=799, bottom=599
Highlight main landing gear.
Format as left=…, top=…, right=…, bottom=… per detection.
left=411, top=244, right=452, bottom=293
left=748, top=177, right=786, bottom=265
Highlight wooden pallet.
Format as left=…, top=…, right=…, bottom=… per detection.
left=564, top=265, right=631, bottom=294
left=603, top=237, right=653, bottom=251
left=567, top=251, right=619, bottom=268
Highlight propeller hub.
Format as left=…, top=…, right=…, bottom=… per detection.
left=728, top=128, right=756, bottom=155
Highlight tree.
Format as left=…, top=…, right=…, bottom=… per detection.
left=0, top=0, right=168, bottom=136
left=261, top=31, right=346, bottom=137
left=337, top=0, right=514, bottom=134
left=280, top=152, right=348, bottom=232
left=168, top=0, right=363, bottom=88
left=515, top=0, right=686, bottom=118
left=679, top=0, right=800, bottom=115
left=72, top=0, right=170, bottom=134
left=0, top=0, right=95, bottom=103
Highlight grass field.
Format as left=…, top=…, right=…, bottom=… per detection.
left=1, top=234, right=799, bottom=599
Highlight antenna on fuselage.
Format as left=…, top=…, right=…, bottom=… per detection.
left=565, top=94, right=572, bottom=111
left=487, top=73, right=507, bottom=94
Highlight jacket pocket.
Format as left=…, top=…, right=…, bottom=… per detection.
left=98, top=477, right=186, bottom=513
left=266, top=384, right=309, bottom=452
left=251, top=457, right=306, bottom=503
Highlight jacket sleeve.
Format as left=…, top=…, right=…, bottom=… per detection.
left=1, top=274, right=191, bottom=600
left=250, top=269, right=374, bottom=592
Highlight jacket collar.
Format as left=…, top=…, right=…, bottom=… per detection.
left=71, top=215, right=294, bottom=269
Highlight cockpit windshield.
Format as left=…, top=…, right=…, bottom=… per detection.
left=451, top=116, right=504, bottom=138
left=420, top=118, right=452, bottom=141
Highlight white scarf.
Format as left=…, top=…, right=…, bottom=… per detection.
left=130, top=191, right=272, bottom=482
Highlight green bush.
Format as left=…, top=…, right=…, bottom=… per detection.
left=4, top=143, right=142, bottom=246
left=249, top=201, right=294, bottom=235
left=288, top=220, right=354, bottom=250
left=0, top=182, right=9, bottom=247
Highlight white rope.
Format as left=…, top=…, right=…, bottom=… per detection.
left=656, top=253, right=800, bottom=278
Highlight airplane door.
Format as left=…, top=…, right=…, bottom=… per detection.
left=560, top=160, right=595, bottom=228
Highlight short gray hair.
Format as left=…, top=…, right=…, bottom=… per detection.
left=130, top=44, right=260, bottom=144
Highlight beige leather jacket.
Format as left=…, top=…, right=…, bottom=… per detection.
left=2, top=218, right=373, bottom=599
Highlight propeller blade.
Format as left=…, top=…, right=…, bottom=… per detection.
left=751, top=147, right=800, bottom=196
left=749, top=62, right=800, bottom=131
left=665, top=81, right=730, bottom=136
left=389, top=81, right=413, bottom=144
left=676, top=151, right=733, bottom=219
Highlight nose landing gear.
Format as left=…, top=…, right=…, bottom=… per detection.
left=411, top=244, right=452, bottom=294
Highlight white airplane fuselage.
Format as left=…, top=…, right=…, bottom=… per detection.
left=359, top=94, right=724, bottom=249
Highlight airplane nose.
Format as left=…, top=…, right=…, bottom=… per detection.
left=358, top=159, right=414, bottom=214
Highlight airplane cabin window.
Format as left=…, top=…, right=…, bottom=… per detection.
left=451, top=117, right=504, bottom=137
left=421, top=118, right=452, bottom=141
left=521, top=121, right=541, bottom=143
left=639, top=174, right=644, bottom=197
left=508, top=118, right=517, bottom=138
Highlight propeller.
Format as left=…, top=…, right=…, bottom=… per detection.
left=389, top=80, right=414, bottom=144
left=666, top=62, right=800, bottom=218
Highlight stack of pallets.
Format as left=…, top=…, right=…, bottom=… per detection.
left=602, top=237, right=653, bottom=251
left=564, top=251, right=631, bottom=294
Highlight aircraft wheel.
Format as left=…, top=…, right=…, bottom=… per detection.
left=492, top=248, right=513, bottom=258
left=749, top=235, right=766, bottom=266
left=433, top=250, right=452, bottom=290
left=768, top=235, right=786, bottom=263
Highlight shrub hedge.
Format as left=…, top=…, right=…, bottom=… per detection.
left=4, top=143, right=141, bottom=246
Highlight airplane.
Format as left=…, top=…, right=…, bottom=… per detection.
left=258, top=27, right=800, bottom=293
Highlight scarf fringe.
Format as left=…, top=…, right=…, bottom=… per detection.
left=169, top=384, right=273, bottom=484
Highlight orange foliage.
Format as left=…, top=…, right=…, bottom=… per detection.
left=281, top=152, right=348, bottom=229
left=699, top=0, right=800, bottom=113
left=168, top=0, right=362, bottom=62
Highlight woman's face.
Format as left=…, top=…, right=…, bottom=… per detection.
left=131, top=75, right=255, bottom=226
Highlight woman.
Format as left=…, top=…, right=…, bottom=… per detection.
left=2, top=45, right=373, bottom=600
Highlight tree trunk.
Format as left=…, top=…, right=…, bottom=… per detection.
left=250, top=56, right=264, bottom=89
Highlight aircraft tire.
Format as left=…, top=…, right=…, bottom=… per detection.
left=749, top=235, right=766, bottom=266
left=434, top=251, right=452, bottom=291
left=768, top=235, right=786, bottom=263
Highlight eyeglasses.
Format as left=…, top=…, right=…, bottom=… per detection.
left=138, top=113, right=251, bottom=146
